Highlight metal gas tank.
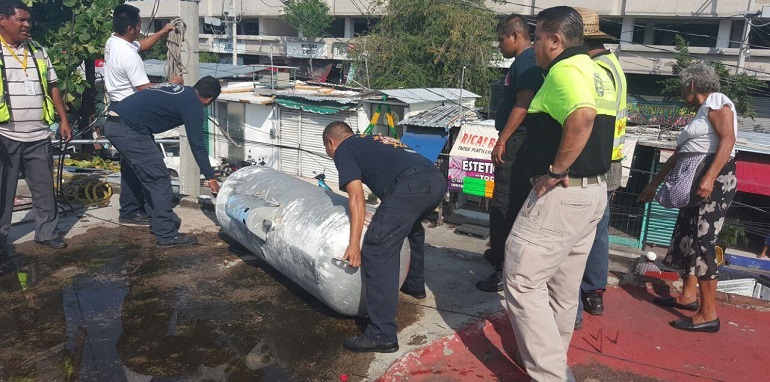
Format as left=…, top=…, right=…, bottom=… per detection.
left=215, top=166, right=411, bottom=316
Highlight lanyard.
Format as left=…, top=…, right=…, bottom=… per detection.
left=0, top=37, right=28, bottom=76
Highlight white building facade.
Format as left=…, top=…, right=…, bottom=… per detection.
left=127, top=0, right=770, bottom=80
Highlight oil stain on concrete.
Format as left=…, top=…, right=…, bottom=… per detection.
left=0, top=226, right=421, bottom=381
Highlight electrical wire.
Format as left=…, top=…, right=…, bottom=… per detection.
left=144, top=0, right=161, bottom=36
left=270, top=0, right=769, bottom=113
left=444, top=0, right=770, bottom=78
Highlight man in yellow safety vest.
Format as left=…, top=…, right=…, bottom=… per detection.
left=0, top=0, right=72, bottom=257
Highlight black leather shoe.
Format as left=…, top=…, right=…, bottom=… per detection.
left=476, top=270, right=503, bottom=292
left=653, top=297, right=699, bottom=311
left=157, top=234, right=198, bottom=248
left=34, top=237, right=67, bottom=249
left=400, top=286, right=427, bottom=299
left=119, top=213, right=150, bottom=226
left=581, top=290, right=604, bottom=315
left=670, top=317, right=720, bottom=333
left=342, top=335, right=399, bottom=353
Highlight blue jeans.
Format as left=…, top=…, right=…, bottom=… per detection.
left=577, top=192, right=611, bottom=320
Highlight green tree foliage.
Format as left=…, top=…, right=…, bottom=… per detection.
left=659, top=34, right=766, bottom=118
left=348, top=0, right=500, bottom=108
left=32, top=0, right=120, bottom=107
left=282, top=0, right=334, bottom=41
left=199, top=51, right=220, bottom=63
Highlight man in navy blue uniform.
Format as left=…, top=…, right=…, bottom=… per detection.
left=105, top=76, right=221, bottom=247
left=479, top=13, right=544, bottom=292
left=323, top=121, right=446, bottom=353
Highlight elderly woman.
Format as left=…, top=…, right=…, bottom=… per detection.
left=638, top=62, right=737, bottom=333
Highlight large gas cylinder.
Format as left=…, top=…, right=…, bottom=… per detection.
left=215, top=166, right=411, bottom=316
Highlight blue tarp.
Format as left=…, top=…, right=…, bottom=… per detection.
left=400, top=127, right=449, bottom=162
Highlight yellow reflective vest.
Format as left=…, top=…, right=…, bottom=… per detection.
left=0, top=40, right=56, bottom=124
left=594, top=52, right=627, bottom=161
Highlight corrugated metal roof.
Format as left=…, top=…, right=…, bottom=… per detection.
left=378, top=88, right=480, bottom=104
left=143, top=59, right=269, bottom=79
left=634, top=130, right=770, bottom=156
left=736, top=130, right=770, bottom=155
left=398, top=105, right=479, bottom=128
left=217, top=93, right=274, bottom=104
left=273, top=91, right=360, bottom=104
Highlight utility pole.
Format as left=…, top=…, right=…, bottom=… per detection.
left=179, top=0, right=201, bottom=196
left=232, top=14, right=238, bottom=65
left=225, top=0, right=238, bottom=64
left=737, top=0, right=756, bottom=74
left=737, top=15, right=754, bottom=74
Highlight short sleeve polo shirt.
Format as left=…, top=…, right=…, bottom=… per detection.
left=0, top=41, right=58, bottom=142
left=526, top=46, right=617, bottom=177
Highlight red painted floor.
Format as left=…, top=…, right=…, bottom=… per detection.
left=381, top=286, right=769, bottom=381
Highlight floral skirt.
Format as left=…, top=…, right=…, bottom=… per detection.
left=664, top=158, right=737, bottom=280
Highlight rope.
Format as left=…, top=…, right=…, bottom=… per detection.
left=166, top=18, right=188, bottom=79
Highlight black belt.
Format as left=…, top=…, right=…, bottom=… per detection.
left=107, top=115, right=122, bottom=123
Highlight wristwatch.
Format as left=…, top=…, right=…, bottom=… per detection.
left=548, top=165, right=568, bottom=179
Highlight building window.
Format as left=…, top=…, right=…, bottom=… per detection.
left=324, top=17, right=346, bottom=38
left=653, top=22, right=720, bottom=47
left=152, top=19, right=170, bottom=33
left=241, top=18, right=259, bottom=36
left=599, top=19, right=623, bottom=41
left=747, top=21, right=770, bottom=49
left=354, top=17, right=379, bottom=36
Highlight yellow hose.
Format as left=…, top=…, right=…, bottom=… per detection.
left=57, top=175, right=113, bottom=207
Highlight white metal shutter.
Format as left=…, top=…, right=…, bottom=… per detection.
left=298, top=111, right=358, bottom=185
left=279, top=108, right=301, bottom=176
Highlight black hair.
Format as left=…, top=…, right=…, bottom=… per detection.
left=536, top=6, right=583, bottom=48
left=322, top=121, right=353, bottom=145
left=585, top=39, right=606, bottom=50
left=193, top=76, right=221, bottom=99
left=0, top=0, right=29, bottom=18
left=113, top=4, right=141, bottom=35
left=497, top=14, right=531, bottom=40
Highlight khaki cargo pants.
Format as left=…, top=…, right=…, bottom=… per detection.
left=504, top=180, right=607, bottom=381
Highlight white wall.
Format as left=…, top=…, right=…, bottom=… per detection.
left=243, top=103, right=279, bottom=170
left=135, top=0, right=764, bottom=18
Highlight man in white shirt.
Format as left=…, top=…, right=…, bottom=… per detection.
left=105, top=3, right=182, bottom=226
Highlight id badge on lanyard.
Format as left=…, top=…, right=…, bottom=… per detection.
left=24, top=79, right=36, bottom=95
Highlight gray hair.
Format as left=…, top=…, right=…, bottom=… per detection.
left=678, top=62, right=721, bottom=93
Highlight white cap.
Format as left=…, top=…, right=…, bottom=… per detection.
left=645, top=251, right=657, bottom=261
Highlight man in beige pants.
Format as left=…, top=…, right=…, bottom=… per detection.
left=503, top=6, right=617, bottom=381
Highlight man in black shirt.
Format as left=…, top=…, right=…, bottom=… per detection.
left=105, top=76, right=221, bottom=247
left=479, top=14, right=544, bottom=292
left=323, top=121, right=446, bottom=353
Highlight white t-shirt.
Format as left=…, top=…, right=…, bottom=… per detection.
left=677, top=92, right=738, bottom=156
left=104, top=34, right=149, bottom=102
